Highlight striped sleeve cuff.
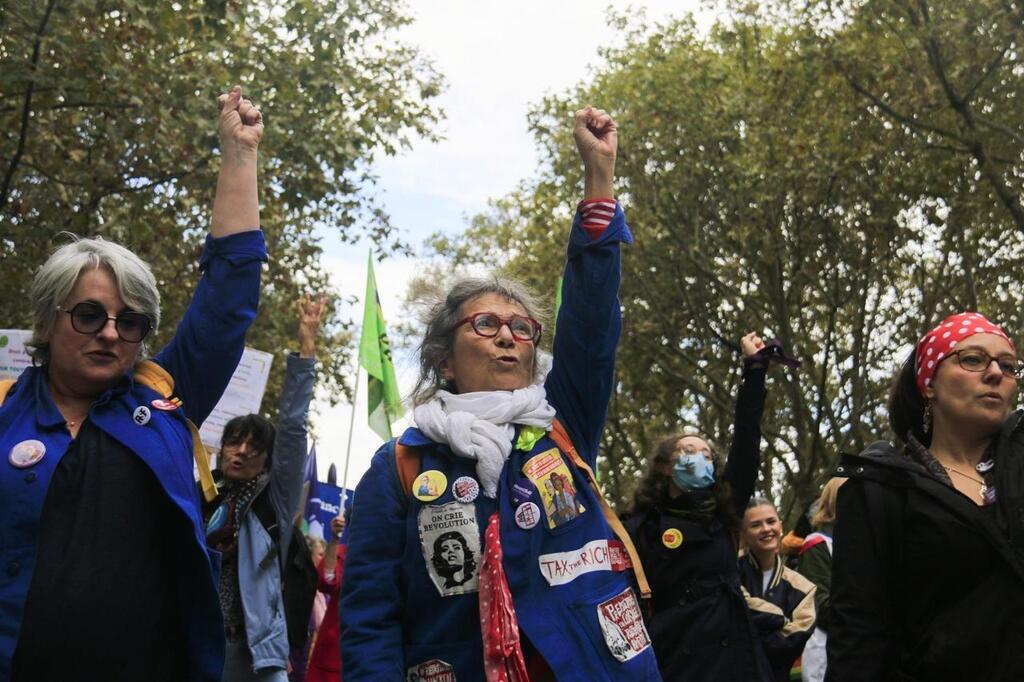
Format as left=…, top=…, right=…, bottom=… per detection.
left=577, top=198, right=616, bottom=240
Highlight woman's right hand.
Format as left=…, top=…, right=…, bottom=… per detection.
left=574, top=105, right=617, bottom=199
left=217, top=85, right=264, bottom=163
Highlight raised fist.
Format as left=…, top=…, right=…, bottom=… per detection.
left=573, top=105, right=617, bottom=175
left=740, top=331, right=766, bottom=358
left=217, top=85, right=264, bottom=155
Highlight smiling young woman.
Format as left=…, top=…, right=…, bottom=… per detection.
left=828, top=312, right=1024, bottom=681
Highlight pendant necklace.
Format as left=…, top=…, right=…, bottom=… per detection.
left=943, top=464, right=987, bottom=498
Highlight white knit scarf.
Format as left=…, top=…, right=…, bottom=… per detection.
left=413, top=380, right=555, bottom=499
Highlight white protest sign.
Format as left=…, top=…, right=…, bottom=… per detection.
left=0, top=330, right=33, bottom=380
left=199, top=347, right=274, bottom=451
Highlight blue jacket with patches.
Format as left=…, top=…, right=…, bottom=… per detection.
left=340, top=205, right=661, bottom=681
left=0, top=230, right=266, bottom=682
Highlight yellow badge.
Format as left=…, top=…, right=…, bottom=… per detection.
left=661, top=528, right=684, bottom=549
left=521, top=448, right=586, bottom=529
left=413, top=470, right=448, bottom=502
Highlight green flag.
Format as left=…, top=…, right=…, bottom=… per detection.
left=359, top=252, right=404, bottom=441
left=552, top=275, right=564, bottom=344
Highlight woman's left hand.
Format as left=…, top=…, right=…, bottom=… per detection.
left=574, top=105, right=617, bottom=198
left=217, top=85, right=264, bottom=161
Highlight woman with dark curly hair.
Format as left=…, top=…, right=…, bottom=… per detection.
left=623, top=332, right=780, bottom=682
left=431, top=531, right=477, bottom=589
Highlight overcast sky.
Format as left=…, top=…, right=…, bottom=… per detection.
left=311, top=0, right=706, bottom=489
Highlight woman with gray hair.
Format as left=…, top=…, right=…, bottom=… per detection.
left=0, top=85, right=267, bottom=681
left=342, top=107, right=661, bottom=681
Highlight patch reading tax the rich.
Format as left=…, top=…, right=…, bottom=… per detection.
left=418, top=501, right=480, bottom=597
left=521, top=448, right=585, bottom=529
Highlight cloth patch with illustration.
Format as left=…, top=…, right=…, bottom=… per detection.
left=596, top=588, right=651, bottom=663
left=406, top=658, right=456, bottom=682
left=418, top=501, right=480, bottom=596
left=521, top=448, right=585, bottom=529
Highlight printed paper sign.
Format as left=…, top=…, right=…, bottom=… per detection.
left=200, top=347, right=273, bottom=450
left=521, top=448, right=585, bottom=529
left=0, top=330, right=33, bottom=380
left=597, top=588, right=651, bottom=662
left=418, top=502, right=480, bottom=597
left=406, top=659, right=456, bottom=682
left=537, top=539, right=631, bottom=586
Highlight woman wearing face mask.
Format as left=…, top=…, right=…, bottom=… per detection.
left=622, top=332, right=777, bottom=682
left=827, top=313, right=1024, bottom=681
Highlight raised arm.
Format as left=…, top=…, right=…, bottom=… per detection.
left=211, top=85, right=263, bottom=237
left=154, top=85, right=267, bottom=424
left=546, top=106, right=630, bottom=463
left=725, top=332, right=769, bottom=516
left=268, top=295, right=325, bottom=553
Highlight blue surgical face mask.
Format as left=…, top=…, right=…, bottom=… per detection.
left=672, top=452, right=715, bottom=490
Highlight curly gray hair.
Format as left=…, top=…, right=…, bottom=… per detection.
left=27, top=236, right=161, bottom=363
left=411, top=275, right=548, bottom=405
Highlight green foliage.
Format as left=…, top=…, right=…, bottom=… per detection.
left=0, top=0, right=443, bottom=419
left=430, top=2, right=1024, bottom=525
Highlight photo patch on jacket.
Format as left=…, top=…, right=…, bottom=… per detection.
left=596, top=588, right=651, bottom=663
left=406, top=658, right=456, bottom=682
left=521, top=448, right=586, bottom=529
left=418, top=501, right=480, bottom=597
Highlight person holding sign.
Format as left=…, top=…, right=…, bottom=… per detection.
left=0, top=85, right=267, bottom=681
left=341, top=107, right=659, bottom=681
left=205, top=295, right=325, bottom=682
left=621, top=333, right=782, bottom=682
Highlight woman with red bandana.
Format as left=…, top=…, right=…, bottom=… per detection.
left=827, top=313, right=1024, bottom=681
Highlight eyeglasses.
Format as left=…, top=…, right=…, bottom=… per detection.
left=453, top=312, right=542, bottom=344
left=948, top=349, right=1023, bottom=379
left=221, top=442, right=265, bottom=461
left=57, top=301, right=152, bottom=343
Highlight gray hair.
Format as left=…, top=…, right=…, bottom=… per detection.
left=28, top=236, right=161, bottom=363
left=412, top=275, right=548, bottom=405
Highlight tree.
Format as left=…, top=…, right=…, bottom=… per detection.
left=0, top=0, right=443, bottom=418
left=429, top=4, right=1024, bottom=526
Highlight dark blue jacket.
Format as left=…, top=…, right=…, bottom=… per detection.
left=340, top=205, right=661, bottom=681
left=0, top=230, right=266, bottom=681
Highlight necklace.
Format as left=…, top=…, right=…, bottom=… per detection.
left=943, top=464, right=987, bottom=498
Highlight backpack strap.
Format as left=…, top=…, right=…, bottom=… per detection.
left=549, top=418, right=652, bottom=601
left=392, top=436, right=422, bottom=500
left=0, top=379, right=15, bottom=406
left=133, top=359, right=218, bottom=503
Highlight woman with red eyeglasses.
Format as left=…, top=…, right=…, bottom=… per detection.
left=341, top=107, right=661, bottom=681
left=827, top=312, right=1024, bottom=681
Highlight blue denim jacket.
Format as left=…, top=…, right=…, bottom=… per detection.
left=0, top=230, right=266, bottom=682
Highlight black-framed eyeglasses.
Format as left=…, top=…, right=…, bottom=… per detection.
left=57, top=301, right=153, bottom=343
left=220, top=441, right=266, bottom=461
left=948, top=349, right=1023, bottom=379
left=453, top=312, right=542, bottom=344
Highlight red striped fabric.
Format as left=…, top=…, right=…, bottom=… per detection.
left=578, top=198, right=616, bottom=240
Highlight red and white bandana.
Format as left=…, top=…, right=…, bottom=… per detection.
left=915, top=312, right=1015, bottom=394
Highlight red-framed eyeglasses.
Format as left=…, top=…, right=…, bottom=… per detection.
left=453, top=312, right=542, bottom=344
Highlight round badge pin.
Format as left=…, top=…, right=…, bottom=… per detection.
left=9, top=439, right=46, bottom=469
left=662, top=528, right=684, bottom=549
left=514, top=502, right=541, bottom=530
left=132, top=405, right=152, bottom=426
left=151, top=399, right=178, bottom=411
left=412, top=470, right=448, bottom=502
left=451, top=476, right=480, bottom=503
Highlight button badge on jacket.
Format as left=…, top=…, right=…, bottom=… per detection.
left=132, top=405, right=152, bottom=426
left=662, top=528, right=684, bottom=549
left=413, top=470, right=447, bottom=502
left=8, top=439, right=45, bottom=468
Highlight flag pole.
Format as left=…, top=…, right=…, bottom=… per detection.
left=340, top=352, right=361, bottom=508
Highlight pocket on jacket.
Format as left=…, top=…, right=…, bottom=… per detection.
left=568, top=580, right=654, bottom=676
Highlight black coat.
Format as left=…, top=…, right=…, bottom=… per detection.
left=827, top=414, right=1024, bottom=682
left=623, top=367, right=774, bottom=682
